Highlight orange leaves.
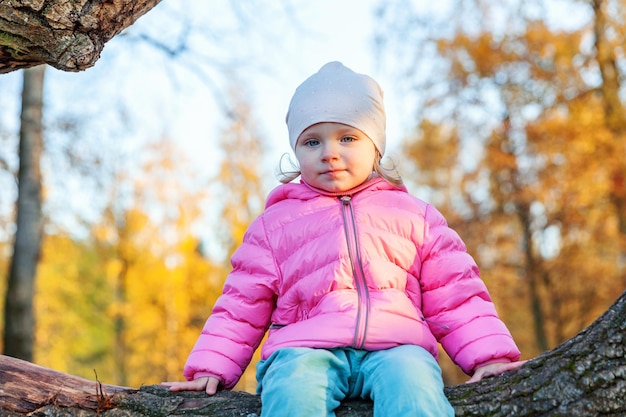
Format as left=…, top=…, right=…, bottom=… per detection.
left=384, top=0, right=626, bottom=384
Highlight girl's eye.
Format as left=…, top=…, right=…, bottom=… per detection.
left=341, top=136, right=356, bottom=142
left=304, top=139, right=319, bottom=147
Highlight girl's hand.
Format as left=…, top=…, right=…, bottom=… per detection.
left=466, top=360, right=527, bottom=384
left=161, top=376, right=220, bottom=395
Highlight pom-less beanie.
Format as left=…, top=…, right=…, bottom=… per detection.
left=286, top=61, right=386, bottom=155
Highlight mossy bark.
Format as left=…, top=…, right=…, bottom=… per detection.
left=0, top=0, right=162, bottom=73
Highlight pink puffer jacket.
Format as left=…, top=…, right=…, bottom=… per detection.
left=183, top=178, right=520, bottom=388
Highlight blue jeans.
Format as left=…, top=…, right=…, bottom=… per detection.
left=256, top=345, right=455, bottom=417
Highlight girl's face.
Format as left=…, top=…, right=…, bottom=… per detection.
left=295, top=122, right=377, bottom=193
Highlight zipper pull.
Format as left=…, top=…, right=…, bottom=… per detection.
left=340, top=195, right=351, bottom=204
left=421, top=316, right=450, bottom=330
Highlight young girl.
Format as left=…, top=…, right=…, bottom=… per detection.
left=163, top=61, right=524, bottom=416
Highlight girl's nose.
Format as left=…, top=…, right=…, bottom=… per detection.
left=321, top=142, right=339, bottom=161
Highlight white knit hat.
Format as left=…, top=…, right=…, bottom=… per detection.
left=286, top=61, right=386, bottom=155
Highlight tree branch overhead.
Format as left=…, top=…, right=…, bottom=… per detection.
left=0, top=0, right=163, bottom=73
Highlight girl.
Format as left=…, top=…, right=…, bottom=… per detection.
left=163, top=61, right=524, bottom=416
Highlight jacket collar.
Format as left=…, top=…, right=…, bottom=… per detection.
left=301, top=175, right=386, bottom=197
left=265, top=176, right=406, bottom=209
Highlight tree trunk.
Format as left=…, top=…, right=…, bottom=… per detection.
left=0, top=0, right=162, bottom=73
left=2, top=65, right=45, bottom=361
left=1, top=290, right=625, bottom=417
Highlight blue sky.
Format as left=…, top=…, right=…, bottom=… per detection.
left=141, top=0, right=408, bottom=174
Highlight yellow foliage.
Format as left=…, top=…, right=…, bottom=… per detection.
left=32, top=203, right=224, bottom=387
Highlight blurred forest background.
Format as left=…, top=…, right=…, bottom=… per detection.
left=1, top=0, right=625, bottom=392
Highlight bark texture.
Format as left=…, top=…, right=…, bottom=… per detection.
left=1, top=290, right=625, bottom=417
left=2, top=65, right=45, bottom=361
left=0, top=0, right=162, bottom=73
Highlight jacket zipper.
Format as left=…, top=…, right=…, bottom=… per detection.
left=340, top=195, right=370, bottom=349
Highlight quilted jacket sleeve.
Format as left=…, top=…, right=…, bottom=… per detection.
left=418, top=204, right=521, bottom=375
left=183, top=216, right=278, bottom=389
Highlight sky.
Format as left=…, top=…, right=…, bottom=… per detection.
left=125, top=0, right=412, bottom=174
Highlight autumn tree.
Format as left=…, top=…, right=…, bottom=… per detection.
left=375, top=0, right=626, bottom=382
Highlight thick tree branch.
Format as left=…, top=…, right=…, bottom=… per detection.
left=0, top=0, right=162, bottom=73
